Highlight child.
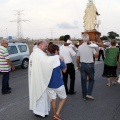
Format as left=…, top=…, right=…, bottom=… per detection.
left=47, top=44, right=67, bottom=120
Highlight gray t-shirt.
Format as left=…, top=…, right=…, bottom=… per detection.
left=77, top=42, right=96, bottom=63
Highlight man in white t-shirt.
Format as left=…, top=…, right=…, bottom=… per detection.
left=59, top=35, right=76, bottom=95
left=77, top=34, right=98, bottom=100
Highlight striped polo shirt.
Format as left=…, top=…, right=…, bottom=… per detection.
left=0, top=46, right=11, bottom=72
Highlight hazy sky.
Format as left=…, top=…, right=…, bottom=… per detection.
left=0, top=0, right=120, bottom=39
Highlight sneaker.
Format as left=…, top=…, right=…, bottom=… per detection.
left=2, top=90, right=11, bottom=95
left=7, top=87, right=11, bottom=90
left=112, top=82, right=117, bottom=85
left=68, top=91, right=76, bottom=95
left=83, top=97, right=87, bottom=101
left=86, top=95, right=94, bottom=100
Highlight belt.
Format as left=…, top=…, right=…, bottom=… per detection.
left=80, top=62, right=94, bottom=64
left=66, top=62, right=72, bottom=65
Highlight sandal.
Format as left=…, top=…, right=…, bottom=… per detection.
left=107, top=83, right=110, bottom=87
left=53, top=114, right=62, bottom=120
left=112, top=82, right=117, bottom=85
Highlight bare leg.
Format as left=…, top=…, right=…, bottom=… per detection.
left=87, top=75, right=89, bottom=81
left=107, top=78, right=111, bottom=87
left=51, top=99, right=56, bottom=115
left=112, top=77, right=117, bottom=85
left=56, top=98, right=66, bottom=116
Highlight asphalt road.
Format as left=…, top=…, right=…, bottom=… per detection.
left=0, top=60, right=120, bottom=120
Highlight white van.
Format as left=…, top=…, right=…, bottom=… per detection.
left=7, top=42, right=30, bottom=69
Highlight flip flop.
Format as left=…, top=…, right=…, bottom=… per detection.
left=53, top=114, right=62, bottom=120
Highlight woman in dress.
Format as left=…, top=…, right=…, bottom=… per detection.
left=102, top=39, right=119, bottom=86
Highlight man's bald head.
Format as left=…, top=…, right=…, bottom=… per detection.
left=0, top=39, right=9, bottom=48
left=37, top=40, right=48, bottom=52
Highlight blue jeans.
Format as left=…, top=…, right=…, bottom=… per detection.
left=80, top=62, right=95, bottom=97
left=2, top=72, right=10, bottom=92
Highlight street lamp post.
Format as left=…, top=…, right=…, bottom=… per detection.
left=6, top=28, right=8, bottom=38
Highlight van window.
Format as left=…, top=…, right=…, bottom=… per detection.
left=18, top=45, right=27, bottom=52
left=7, top=46, right=18, bottom=55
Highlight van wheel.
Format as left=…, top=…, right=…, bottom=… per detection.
left=21, top=59, right=28, bottom=69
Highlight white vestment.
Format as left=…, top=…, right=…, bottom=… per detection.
left=33, top=91, right=50, bottom=117
left=28, top=48, right=60, bottom=117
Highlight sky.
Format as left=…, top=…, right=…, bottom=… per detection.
left=0, top=0, right=120, bottom=39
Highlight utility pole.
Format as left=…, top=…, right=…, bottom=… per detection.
left=6, top=28, right=8, bottom=38
left=49, top=28, right=55, bottom=40
left=10, top=10, right=29, bottom=40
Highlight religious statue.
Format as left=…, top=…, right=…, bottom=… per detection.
left=83, top=0, right=100, bottom=31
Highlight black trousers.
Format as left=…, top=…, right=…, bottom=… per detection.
left=2, top=72, right=10, bottom=92
left=98, top=50, right=104, bottom=60
left=62, top=63, right=75, bottom=94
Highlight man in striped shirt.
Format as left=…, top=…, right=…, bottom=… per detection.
left=0, top=39, right=15, bottom=95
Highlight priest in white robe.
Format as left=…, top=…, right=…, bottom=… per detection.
left=28, top=41, right=60, bottom=117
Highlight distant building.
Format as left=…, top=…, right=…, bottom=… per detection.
left=0, top=37, right=3, bottom=40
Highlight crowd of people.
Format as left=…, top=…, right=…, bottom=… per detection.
left=0, top=34, right=120, bottom=120
left=28, top=33, right=120, bottom=120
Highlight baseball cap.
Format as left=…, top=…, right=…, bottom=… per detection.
left=66, top=40, right=72, bottom=44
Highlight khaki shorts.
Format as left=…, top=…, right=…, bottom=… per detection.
left=47, top=85, right=67, bottom=99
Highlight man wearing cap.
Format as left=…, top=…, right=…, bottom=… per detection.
left=59, top=35, right=76, bottom=95
left=0, top=39, right=15, bottom=95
